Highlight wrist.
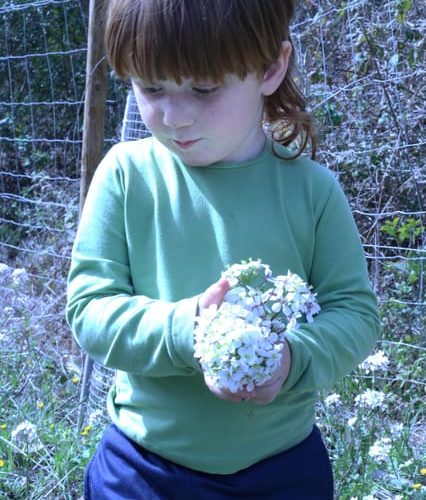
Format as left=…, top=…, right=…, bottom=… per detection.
left=280, top=339, right=291, bottom=385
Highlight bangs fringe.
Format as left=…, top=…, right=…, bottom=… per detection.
left=106, top=0, right=286, bottom=83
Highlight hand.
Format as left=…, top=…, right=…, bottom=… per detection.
left=197, top=279, right=291, bottom=405
left=198, top=278, right=247, bottom=401
left=250, top=340, right=291, bottom=405
left=203, top=374, right=258, bottom=403
left=198, top=278, right=252, bottom=403
left=202, top=341, right=291, bottom=404
left=198, top=277, right=230, bottom=311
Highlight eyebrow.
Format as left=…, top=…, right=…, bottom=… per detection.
left=132, top=77, right=221, bottom=87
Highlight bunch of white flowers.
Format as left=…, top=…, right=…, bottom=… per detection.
left=194, top=259, right=320, bottom=393
left=324, top=393, right=342, bottom=407
left=11, top=421, right=43, bottom=453
left=355, top=389, right=386, bottom=410
left=368, top=437, right=392, bottom=464
left=359, top=350, right=390, bottom=373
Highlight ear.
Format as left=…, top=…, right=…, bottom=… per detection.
left=261, top=41, right=292, bottom=96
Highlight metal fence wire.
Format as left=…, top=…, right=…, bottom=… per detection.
left=0, top=0, right=424, bottom=432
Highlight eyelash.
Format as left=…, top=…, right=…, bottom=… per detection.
left=193, top=86, right=220, bottom=95
left=141, top=86, right=162, bottom=94
left=140, top=86, right=220, bottom=96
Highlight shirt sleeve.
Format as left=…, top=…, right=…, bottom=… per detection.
left=282, top=177, right=381, bottom=393
left=66, top=148, right=201, bottom=376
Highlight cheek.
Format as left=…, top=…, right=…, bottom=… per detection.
left=218, top=93, right=262, bottom=128
left=137, top=105, right=160, bottom=131
left=133, top=95, right=161, bottom=131
left=204, top=100, right=238, bottom=130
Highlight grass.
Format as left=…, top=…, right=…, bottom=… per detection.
left=0, top=264, right=104, bottom=499
left=1, top=0, right=424, bottom=497
left=318, top=338, right=425, bottom=499
left=0, top=261, right=425, bottom=499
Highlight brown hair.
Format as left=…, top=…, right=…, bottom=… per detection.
left=105, top=0, right=317, bottom=159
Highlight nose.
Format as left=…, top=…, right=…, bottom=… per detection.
left=162, top=95, right=195, bottom=129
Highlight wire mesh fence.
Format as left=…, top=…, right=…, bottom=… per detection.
left=120, top=90, right=150, bottom=142
left=0, top=0, right=126, bottom=360
left=0, top=0, right=424, bottom=429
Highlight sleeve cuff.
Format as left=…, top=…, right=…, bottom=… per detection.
left=280, top=330, right=312, bottom=393
left=171, top=295, right=202, bottom=372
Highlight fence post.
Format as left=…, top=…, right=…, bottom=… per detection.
left=77, top=0, right=108, bottom=431
left=80, top=0, right=108, bottom=211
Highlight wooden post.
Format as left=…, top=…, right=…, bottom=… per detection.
left=77, top=0, right=108, bottom=431
left=80, top=0, right=108, bottom=212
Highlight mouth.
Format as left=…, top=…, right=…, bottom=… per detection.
left=173, top=139, right=200, bottom=149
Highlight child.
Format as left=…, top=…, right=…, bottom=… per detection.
left=66, top=0, right=381, bottom=498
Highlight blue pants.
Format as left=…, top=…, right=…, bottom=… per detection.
left=84, top=424, right=333, bottom=499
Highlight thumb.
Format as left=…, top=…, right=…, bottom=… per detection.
left=198, top=278, right=230, bottom=310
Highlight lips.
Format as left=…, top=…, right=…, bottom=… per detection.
left=173, top=139, right=200, bottom=149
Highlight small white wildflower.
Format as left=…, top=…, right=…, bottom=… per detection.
left=362, top=496, right=379, bottom=500
left=389, top=422, right=404, bottom=438
left=324, top=393, right=341, bottom=407
left=398, top=459, right=413, bottom=470
left=355, top=389, right=386, bottom=409
left=88, top=409, right=104, bottom=427
left=360, top=350, right=390, bottom=373
left=347, top=416, right=357, bottom=427
left=0, top=262, right=10, bottom=279
left=368, top=437, right=392, bottom=464
left=11, top=268, right=29, bottom=286
left=11, top=421, right=43, bottom=453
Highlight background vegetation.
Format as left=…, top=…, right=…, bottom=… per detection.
left=0, top=0, right=424, bottom=498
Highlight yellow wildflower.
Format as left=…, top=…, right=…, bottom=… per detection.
left=413, top=483, right=422, bottom=490
left=0, top=424, right=6, bottom=430
left=37, top=401, right=44, bottom=409
left=81, top=425, right=92, bottom=436
left=72, top=376, right=80, bottom=384
left=0, top=459, right=5, bottom=467
left=420, top=468, right=426, bottom=475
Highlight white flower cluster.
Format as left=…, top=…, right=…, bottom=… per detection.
left=88, top=409, right=105, bottom=427
left=0, top=263, right=29, bottom=287
left=324, top=393, right=341, bottom=407
left=368, top=437, right=392, bottom=464
left=355, top=389, right=386, bottom=410
left=11, top=421, right=43, bottom=453
left=359, top=350, right=390, bottom=373
left=351, top=495, right=402, bottom=500
left=194, top=259, right=320, bottom=393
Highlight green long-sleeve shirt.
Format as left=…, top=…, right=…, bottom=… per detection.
left=66, top=137, right=380, bottom=474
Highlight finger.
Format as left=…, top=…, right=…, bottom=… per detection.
left=207, top=384, right=243, bottom=402
left=252, top=378, right=283, bottom=405
left=199, top=278, right=230, bottom=310
left=253, top=395, right=275, bottom=405
left=204, top=376, right=256, bottom=402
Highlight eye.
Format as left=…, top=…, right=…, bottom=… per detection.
left=131, top=78, right=162, bottom=94
left=192, top=86, right=220, bottom=95
left=141, top=86, right=163, bottom=95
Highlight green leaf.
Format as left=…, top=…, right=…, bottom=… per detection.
left=396, top=0, right=412, bottom=22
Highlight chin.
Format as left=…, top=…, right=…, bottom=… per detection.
left=176, top=154, right=219, bottom=167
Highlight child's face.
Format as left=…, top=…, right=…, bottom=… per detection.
left=131, top=73, right=269, bottom=166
